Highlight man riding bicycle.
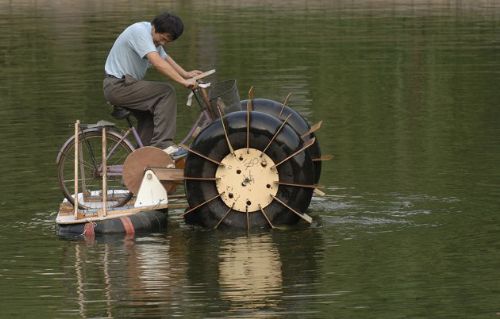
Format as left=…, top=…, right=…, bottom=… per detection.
left=103, top=12, right=201, bottom=158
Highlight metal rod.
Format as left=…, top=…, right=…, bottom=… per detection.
left=180, top=143, right=223, bottom=166
left=275, top=181, right=319, bottom=189
left=271, top=195, right=312, bottom=224
left=280, top=93, right=292, bottom=117
left=261, top=113, right=292, bottom=157
left=246, top=103, right=251, bottom=153
left=247, top=86, right=255, bottom=109
left=246, top=207, right=250, bottom=232
left=258, top=204, right=276, bottom=229
left=182, top=193, right=223, bottom=217
left=271, top=137, right=315, bottom=169
left=184, top=176, right=219, bottom=181
left=216, top=105, right=235, bottom=156
left=214, top=203, right=234, bottom=229
left=282, top=92, right=292, bottom=106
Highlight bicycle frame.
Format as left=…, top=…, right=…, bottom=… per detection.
left=57, top=86, right=217, bottom=202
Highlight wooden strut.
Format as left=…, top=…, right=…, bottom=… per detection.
left=182, top=192, right=223, bottom=217
left=74, top=120, right=80, bottom=218
left=271, top=137, right=316, bottom=169
left=271, top=195, right=313, bottom=224
left=101, top=127, right=107, bottom=217
left=260, top=113, right=292, bottom=157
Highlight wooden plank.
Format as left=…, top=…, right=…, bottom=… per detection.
left=57, top=203, right=169, bottom=225
left=149, top=168, right=185, bottom=181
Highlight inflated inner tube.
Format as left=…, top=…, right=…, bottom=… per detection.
left=184, top=111, right=315, bottom=229
left=240, top=98, right=322, bottom=183
left=56, top=210, right=168, bottom=237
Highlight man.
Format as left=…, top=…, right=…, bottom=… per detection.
left=103, top=12, right=201, bottom=157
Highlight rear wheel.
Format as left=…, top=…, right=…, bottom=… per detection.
left=184, top=111, right=315, bottom=229
left=56, top=129, right=135, bottom=210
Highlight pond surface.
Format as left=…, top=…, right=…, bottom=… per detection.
left=1, top=0, right=499, bottom=317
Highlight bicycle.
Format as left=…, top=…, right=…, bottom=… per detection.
left=56, top=70, right=221, bottom=210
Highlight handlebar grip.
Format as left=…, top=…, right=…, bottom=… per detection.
left=191, top=69, right=216, bottom=81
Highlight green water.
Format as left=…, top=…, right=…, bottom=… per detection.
left=1, top=0, right=499, bottom=317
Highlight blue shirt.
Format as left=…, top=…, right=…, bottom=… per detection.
left=104, top=22, right=167, bottom=80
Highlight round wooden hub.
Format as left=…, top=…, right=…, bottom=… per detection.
left=215, top=148, right=279, bottom=213
left=123, top=146, right=175, bottom=194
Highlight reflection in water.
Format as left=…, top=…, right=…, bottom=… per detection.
left=65, top=236, right=187, bottom=318
left=61, top=229, right=323, bottom=318
left=218, top=235, right=282, bottom=313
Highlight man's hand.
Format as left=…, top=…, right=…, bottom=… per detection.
left=183, top=78, right=198, bottom=89
left=184, top=70, right=203, bottom=78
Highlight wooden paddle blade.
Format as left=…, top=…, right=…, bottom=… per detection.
left=301, top=121, right=323, bottom=138
left=312, top=154, right=334, bottom=162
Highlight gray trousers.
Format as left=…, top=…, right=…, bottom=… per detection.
left=103, top=74, right=176, bottom=149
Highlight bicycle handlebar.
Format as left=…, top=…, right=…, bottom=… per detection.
left=191, top=69, right=216, bottom=81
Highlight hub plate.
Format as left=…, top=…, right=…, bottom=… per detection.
left=215, top=148, right=279, bottom=212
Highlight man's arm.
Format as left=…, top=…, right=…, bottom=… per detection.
left=147, top=52, right=197, bottom=88
left=165, top=56, right=202, bottom=79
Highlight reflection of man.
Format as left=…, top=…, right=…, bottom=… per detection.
left=103, top=12, right=201, bottom=157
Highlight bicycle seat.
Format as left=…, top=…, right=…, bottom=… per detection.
left=81, top=120, right=116, bottom=129
left=110, top=105, right=131, bottom=119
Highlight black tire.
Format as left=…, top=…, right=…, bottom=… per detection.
left=241, top=98, right=322, bottom=184
left=56, top=128, right=135, bottom=210
left=184, top=111, right=315, bottom=229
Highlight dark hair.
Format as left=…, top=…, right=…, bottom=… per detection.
left=151, top=12, right=184, bottom=41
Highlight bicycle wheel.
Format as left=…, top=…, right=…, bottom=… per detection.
left=56, top=128, right=135, bottom=210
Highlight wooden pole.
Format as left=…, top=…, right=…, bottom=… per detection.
left=101, top=127, right=107, bottom=217
left=74, top=120, right=80, bottom=218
